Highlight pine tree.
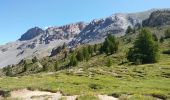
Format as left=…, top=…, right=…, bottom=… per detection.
left=101, top=34, right=119, bottom=55
left=54, top=61, right=59, bottom=71
left=160, top=36, right=164, bottom=43
left=83, top=47, right=90, bottom=61
left=4, top=66, right=12, bottom=76
left=32, top=56, right=38, bottom=63
left=63, top=50, right=68, bottom=61
left=70, top=53, right=78, bottom=66
left=43, top=64, right=48, bottom=71
left=126, top=26, right=133, bottom=34
left=106, top=58, right=112, bottom=67
left=152, top=34, right=158, bottom=41
left=23, top=64, right=28, bottom=72
left=76, top=50, right=84, bottom=61
left=62, top=42, right=66, bottom=49
left=127, top=28, right=159, bottom=64
left=94, top=44, right=98, bottom=53
left=165, top=28, right=170, bottom=39
left=88, top=45, right=93, bottom=56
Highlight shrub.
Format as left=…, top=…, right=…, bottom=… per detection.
left=106, top=58, right=112, bottom=67
left=69, top=53, right=78, bottom=66
left=54, top=61, right=59, bottom=71
left=160, top=36, right=164, bottom=43
left=82, top=47, right=90, bottom=61
left=126, top=26, right=134, bottom=34
left=89, top=83, right=102, bottom=90
left=165, top=28, right=170, bottom=38
left=76, top=50, right=84, bottom=61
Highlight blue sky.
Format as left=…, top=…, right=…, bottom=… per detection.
left=0, top=0, right=170, bottom=44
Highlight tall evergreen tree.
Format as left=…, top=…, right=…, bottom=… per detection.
left=62, top=42, right=66, bottom=49
left=76, top=50, right=84, bottom=61
left=63, top=50, right=68, bottom=61
left=106, top=58, right=112, bottom=67
left=127, top=28, right=159, bottom=64
left=43, top=64, right=48, bottom=71
left=4, top=66, right=12, bottom=76
left=32, top=56, right=38, bottom=63
left=54, top=61, right=59, bottom=71
left=94, top=44, right=98, bottom=53
left=88, top=45, right=93, bottom=56
left=101, top=34, right=118, bottom=55
left=165, top=28, right=170, bottom=38
left=152, top=34, right=158, bottom=41
left=83, top=47, right=90, bottom=61
left=126, top=26, right=133, bottom=34
left=70, top=53, right=78, bottom=66
left=160, top=36, right=164, bottom=43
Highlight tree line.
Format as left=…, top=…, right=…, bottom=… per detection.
left=4, top=27, right=170, bottom=76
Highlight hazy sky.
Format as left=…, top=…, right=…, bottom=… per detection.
left=0, top=0, right=170, bottom=44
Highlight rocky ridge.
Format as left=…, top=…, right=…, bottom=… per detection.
left=0, top=9, right=168, bottom=67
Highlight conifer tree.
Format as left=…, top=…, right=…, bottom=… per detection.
left=70, top=53, right=78, bottom=66
left=88, top=45, right=93, bottom=56
left=76, top=50, right=84, bottom=61
left=83, top=47, right=90, bottom=61
left=54, top=61, right=59, bottom=71
left=127, top=28, right=159, bottom=64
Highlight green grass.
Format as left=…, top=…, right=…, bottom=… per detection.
left=76, top=94, right=99, bottom=100
left=0, top=31, right=170, bottom=99
left=0, top=65, right=170, bottom=99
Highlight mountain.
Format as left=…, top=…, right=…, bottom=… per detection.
left=69, top=9, right=167, bottom=46
left=69, top=13, right=140, bottom=46
left=0, top=22, right=86, bottom=67
left=143, top=10, right=170, bottom=27
left=0, top=9, right=169, bottom=67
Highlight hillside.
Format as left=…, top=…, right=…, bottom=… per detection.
left=0, top=9, right=163, bottom=68
left=0, top=25, right=170, bottom=99
left=0, top=9, right=170, bottom=100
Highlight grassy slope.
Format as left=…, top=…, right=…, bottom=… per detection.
left=0, top=29, right=170, bottom=99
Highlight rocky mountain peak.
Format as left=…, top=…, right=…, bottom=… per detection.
left=69, top=13, right=141, bottom=46
left=1, top=9, right=170, bottom=68
left=143, top=10, right=170, bottom=27
left=19, top=27, right=45, bottom=41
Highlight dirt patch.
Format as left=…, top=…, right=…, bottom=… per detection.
left=98, top=95, right=118, bottom=100
left=0, top=96, right=3, bottom=99
left=10, top=89, right=77, bottom=100
left=6, top=89, right=118, bottom=100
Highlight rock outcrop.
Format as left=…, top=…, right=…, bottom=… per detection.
left=0, top=22, right=86, bottom=67
left=143, top=10, right=170, bottom=27
left=0, top=9, right=169, bottom=67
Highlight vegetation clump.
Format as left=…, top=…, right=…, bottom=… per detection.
left=100, top=34, right=119, bottom=55
left=127, top=28, right=159, bottom=64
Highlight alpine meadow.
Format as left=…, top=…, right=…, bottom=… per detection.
left=0, top=1, right=170, bottom=100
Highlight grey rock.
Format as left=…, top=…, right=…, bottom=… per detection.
left=19, top=27, right=45, bottom=41
left=143, top=10, right=170, bottom=27
left=0, top=9, right=169, bottom=67
left=0, top=22, right=86, bottom=67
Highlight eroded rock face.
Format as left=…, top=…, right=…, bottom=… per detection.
left=40, top=22, right=87, bottom=44
left=69, top=14, right=141, bottom=46
left=0, top=9, right=168, bottom=67
left=0, top=22, right=86, bottom=67
left=143, top=10, right=170, bottom=27
left=19, top=27, right=45, bottom=41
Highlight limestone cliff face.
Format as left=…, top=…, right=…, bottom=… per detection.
left=69, top=13, right=141, bottom=46
left=1, top=9, right=169, bottom=67
left=143, top=10, right=170, bottom=27
left=0, top=22, right=86, bottom=67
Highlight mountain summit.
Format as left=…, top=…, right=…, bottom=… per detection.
left=19, top=27, right=45, bottom=41
left=0, top=9, right=169, bottom=67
